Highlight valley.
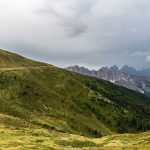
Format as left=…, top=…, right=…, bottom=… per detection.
left=0, top=122, right=149, bottom=150
left=0, top=49, right=150, bottom=149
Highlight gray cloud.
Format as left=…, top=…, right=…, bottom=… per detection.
left=37, top=0, right=95, bottom=37
left=0, top=0, right=150, bottom=69
left=146, top=56, right=150, bottom=62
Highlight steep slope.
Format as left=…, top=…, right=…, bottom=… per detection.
left=0, top=49, right=150, bottom=138
left=0, top=49, right=49, bottom=68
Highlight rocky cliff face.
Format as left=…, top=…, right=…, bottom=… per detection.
left=66, top=65, right=150, bottom=95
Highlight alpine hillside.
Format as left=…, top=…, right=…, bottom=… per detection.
left=0, top=49, right=150, bottom=149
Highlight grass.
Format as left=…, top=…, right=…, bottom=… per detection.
left=55, top=140, right=97, bottom=148
left=0, top=123, right=149, bottom=150
left=0, top=49, right=150, bottom=137
left=0, top=49, right=150, bottom=149
left=0, top=49, right=49, bottom=68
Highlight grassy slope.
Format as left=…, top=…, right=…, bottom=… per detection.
left=0, top=49, right=50, bottom=68
left=0, top=114, right=149, bottom=150
left=0, top=49, right=150, bottom=141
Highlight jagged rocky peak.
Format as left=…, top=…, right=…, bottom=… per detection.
left=109, top=65, right=119, bottom=71
left=66, top=65, right=80, bottom=71
left=98, top=67, right=109, bottom=71
left=120, top=65, right=137, bottom=75
left=66, top=65, right=93, bottom=76
left=73, top=65, right=80, bottom=70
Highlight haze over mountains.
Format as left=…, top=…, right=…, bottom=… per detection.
left=66, top=65, right=150, bottom=95
left=120, top=65, right=150, bottom=77
left=67, top=65, right=150, bottom=77
left=0, top=49, right=150, bottom=149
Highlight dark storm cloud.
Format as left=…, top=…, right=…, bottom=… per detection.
left=0, top=0, right=150, bottom=69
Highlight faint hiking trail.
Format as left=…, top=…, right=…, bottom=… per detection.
left=0, top=65, right=54, bottom=72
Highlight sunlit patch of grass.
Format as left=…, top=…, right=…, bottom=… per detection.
left=0, top=124, right=149, bottom=150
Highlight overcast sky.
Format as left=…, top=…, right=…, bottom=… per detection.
left=0, top=0, right=150, bottom=69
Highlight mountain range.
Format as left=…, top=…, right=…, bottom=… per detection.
left=0, top=49, right=150, bottom=149
left=121, top=65, right=150, bottom=76
left=66, top=65, right=150, bottom=77
left=66, top=65, right=150, bottom=96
